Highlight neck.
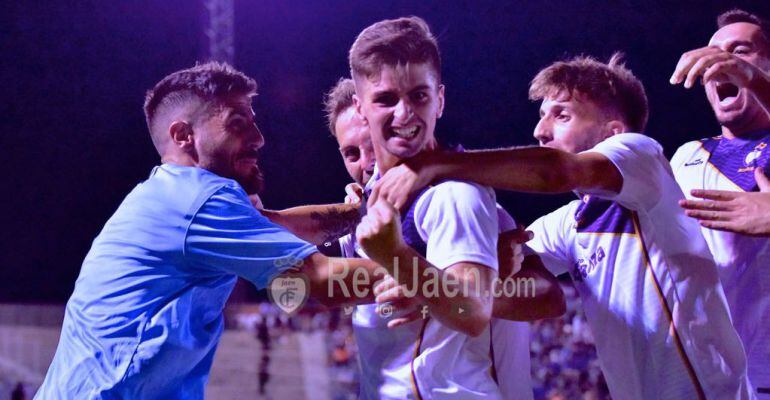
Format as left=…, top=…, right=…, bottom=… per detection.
left=161, top=152, right=196, bottom=167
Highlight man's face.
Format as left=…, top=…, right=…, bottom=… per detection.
left=355, top=63, right=444, bottom=168
left=193, top=94, right=265, bottom=194
left=706, top=22, right=770, bottom=134
left=533, top=91, right=613, bottom=154
left=335, top=106, right=375, bottom=185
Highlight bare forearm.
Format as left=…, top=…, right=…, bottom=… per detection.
left=303, top=253, right=384, bottom=308
left=382, top=245, right=493, bottom=337
left=262, top=203, right=360, bottom=245
left=426, top=147, right=591, bottom=194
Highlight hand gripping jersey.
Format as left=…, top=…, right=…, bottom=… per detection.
left=527, top=134, right=752, bottom=400
left=351, top=168, right=503, bottom=399
left=671, top=132, right=770, bottom=398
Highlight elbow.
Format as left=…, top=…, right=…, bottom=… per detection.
left=462, top=303, right=492, bottom=337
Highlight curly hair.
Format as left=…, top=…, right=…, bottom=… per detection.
left=529, top=53, right=649, bottom=132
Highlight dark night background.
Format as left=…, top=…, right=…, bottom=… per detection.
left=1, top=1, right=768, bottom=302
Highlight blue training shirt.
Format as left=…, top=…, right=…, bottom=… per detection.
left=36, top=164, right=317, bottom=399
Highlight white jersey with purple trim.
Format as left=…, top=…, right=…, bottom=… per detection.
left=351, top=168, right=503, bottom=399
left=346, top=204, right=533, bottom=400
left=671, top=132, right=770, bottom=399
left=526, top=133, right=751, bottom=400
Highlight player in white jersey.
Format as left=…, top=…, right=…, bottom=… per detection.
left=323, top=49, right=564, bottom=399
left=369, top=54, right=753, bottom=400
left=670, top=9, right=770, bottom=398
left=346, top=17, right=569, bottom=399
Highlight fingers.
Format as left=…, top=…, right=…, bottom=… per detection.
left=679, top=198, right=732, bottom=211
left=683, top=208, right=734, bottom=221
left=699, top=219, right=741, bottom=233
left=689, top=189, right=737, bottom=201
left=684, top=53, right=729, bottom=88
left=756, top=168, right=770, bottom=192
left=670, top=46, right=721, bottom=86
left=373, top=275, right=397, bottom=297
left=500, top=227, right=534, bottom=244
left=344, top=183, right=364, bottom=204
left=387, top=311, right=422, bottom=329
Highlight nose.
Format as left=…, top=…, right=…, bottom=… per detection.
left=252, top=124, right=265, bottom=149
left=361, top=144, right=376, bottom=172
left=393, top=99, right=413, bottom=125
left=533, top=119, right=552, bottom=146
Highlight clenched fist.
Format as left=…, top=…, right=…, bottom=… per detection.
left=356, top=198, right=407, bottom=267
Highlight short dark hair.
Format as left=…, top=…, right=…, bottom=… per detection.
left=717, top=9, right=770, bottom=51
left=529, top=53, right=649, bottom=132
left=323, top=78, right=356, bottom=137
left=143, top=62, right=257, bottom=148
left=349, top=16, right=441, bottom=82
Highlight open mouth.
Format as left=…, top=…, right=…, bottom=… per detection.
left=391, top=125, right=420, bottom=140
left=716, top=82, right=740, bottom=106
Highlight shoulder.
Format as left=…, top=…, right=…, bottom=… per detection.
left=671, top=137, right=716, bottom=167
left=418, top=180, right=496, bottom=206
left=592, top=132, right=663, bottom=156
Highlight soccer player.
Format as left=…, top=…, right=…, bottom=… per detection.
left=323, top=77, right=563, bottom=399
left=368, top=54, right=752, bottom=399
left=35, top=62, right=384, bottom=399
left=346, top=16, right=524, bottom=399
left=670, top=9, right=770, bottom=397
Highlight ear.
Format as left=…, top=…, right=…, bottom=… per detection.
left=353, top=93, right=368, bottom=125
left=605, top=119, right=626, bottom=137
left=436, top=84, right=446, bottom=119
left=169, top=120, right=195, bottom=150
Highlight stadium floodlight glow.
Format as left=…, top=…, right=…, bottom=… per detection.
left=203, top=0, right=234, bottom=64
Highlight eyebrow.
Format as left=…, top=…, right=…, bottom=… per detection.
left=371, top=84, right=432, bottom=98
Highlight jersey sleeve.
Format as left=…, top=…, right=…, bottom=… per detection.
left=524, top=203, right=577, bottom=276
left=185, top=184, right=318, bottom=289
left=414, top=182, right=499, bottom=271
left=585, top=133, right=666, bottom=211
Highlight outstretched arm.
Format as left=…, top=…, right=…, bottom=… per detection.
left=370, top=147, right=622, bottom=209
left=298, top=252, right=386, bottom=308
left=260, top=203, right=361, bottom=246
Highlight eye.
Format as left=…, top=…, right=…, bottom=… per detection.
left=411, top=91, right=428, bottom=102
left=556, top=111, right=570, bottom=121
left=228, top=116, right=248, bottom=131
left=374, top=93, right=398, bottom=107
left=342, top=148, right=360, bottom=162
left=733, top=45, right=751, bottom=55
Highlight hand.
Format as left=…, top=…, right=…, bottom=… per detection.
left=344, top=183, right=364, bottom=205
left=356, top=198, right=407, bottom=266
left=373, top=275, right=423, bottom=328
left=369, top=153, right=437, bottom=210
left=679, top=168, right=770, bottom=236
left=497, top=227, right=534, bottom=279
left=670, top=45, right=761, bottom=89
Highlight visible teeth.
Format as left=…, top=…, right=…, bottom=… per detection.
left=392, top=126, right=418, bottom=139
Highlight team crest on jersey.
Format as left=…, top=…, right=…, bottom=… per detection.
left=741, top=142, right=766, bottom=172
